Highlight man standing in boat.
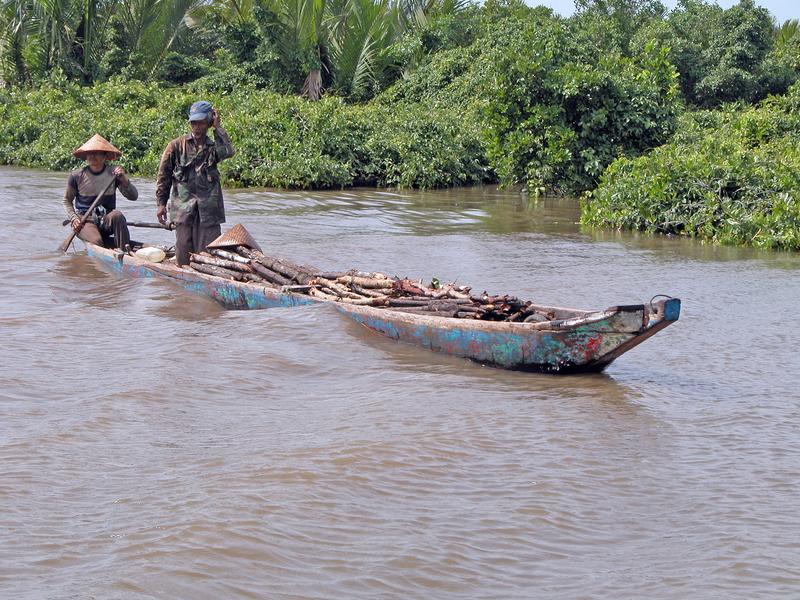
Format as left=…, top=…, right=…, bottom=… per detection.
left=63, top=134, right=138, bottom=249
left=155, top=101, right=235, bottom=266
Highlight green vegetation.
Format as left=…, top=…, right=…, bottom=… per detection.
left=582, top=85, right=800, bottom=250
left=1, top=0, right=800, bottom=247
left=0, top=0, right=682, bottom=193
left=631, top=0, right=795, bottom=107
left=0, top=80, right=488, bottom=187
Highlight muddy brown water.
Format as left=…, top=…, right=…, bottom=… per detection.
left=2, top=165, right=799, bottom=599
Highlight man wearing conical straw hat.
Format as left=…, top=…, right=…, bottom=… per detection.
left=63, top=134, right=138, bottom=249
left=155, top=101, right=235, bottom=266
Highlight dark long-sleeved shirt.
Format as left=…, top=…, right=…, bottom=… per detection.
left=63, top=165, right=138, bottom=220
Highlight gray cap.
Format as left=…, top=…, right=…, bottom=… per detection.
left=188, top=100, right=213, bottom=122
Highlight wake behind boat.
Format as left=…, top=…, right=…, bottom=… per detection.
left=83, top=225, right=680, bottom=373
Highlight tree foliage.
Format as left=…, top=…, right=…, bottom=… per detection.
left=383, top=0, right=681, bottom=194
left=0, top=78, right=489, bottom=187
left=632, top=0, right=798, bottom=107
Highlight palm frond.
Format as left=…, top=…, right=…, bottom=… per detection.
left=147, top=0, right=208, bottom=76
left=329, top=0, right=393, bottom=97
left=775, top=18, right=799, bottom=49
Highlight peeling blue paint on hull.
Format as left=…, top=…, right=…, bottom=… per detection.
left=333, top=299, right=681, bottom=373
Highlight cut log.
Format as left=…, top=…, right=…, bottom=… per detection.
left=242, top=273, right=271, bottom=284
left=250, top=261, right=293, bottom=286
left=387, top=298, right=431, bottom=307
left=232, top=245, right=256, bottom=259
left=398, top=296, right=473, bottom=305
left=190, top=253, right=254, bottom=273
left=393, top=279, right=429, bottom=295
left=309, top=287, right=385, bottom=305
left=208, top=248, right=251, bottom=264
left=336, top=275, right=395, bottom=289
left=309, top=287, right=338, bottom=302
left=189, top=261, right=244, bottom=281
left=453, top=304, right=484, bottom=313
left=350, top=284, right=390, bottom=299
left=385, top=307, right=459, bottom=318
left=447, top=288, right=472, bottom=300
left=314, top=278, right=365, bottom=299
left=254, top=254, right=314, bottom=284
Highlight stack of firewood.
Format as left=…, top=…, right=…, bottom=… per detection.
left=187, top=247, right=554, bottom=323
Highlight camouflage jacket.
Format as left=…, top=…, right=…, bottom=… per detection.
left=155, top=128, right=235, bottom=225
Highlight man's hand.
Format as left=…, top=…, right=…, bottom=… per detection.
left=71, top=217, right=82, bottom=232
left=212, top=109, right=221, bottom=129
left=112, top=166, right=130, bottom=187
left=156, top=205, right=168, bottom=225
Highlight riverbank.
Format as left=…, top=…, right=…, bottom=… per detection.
left=2, top=0, right=799, bottom=249
left=4, top=76, right=799, bottom=250
left=0, top=80, right=488, bottom=189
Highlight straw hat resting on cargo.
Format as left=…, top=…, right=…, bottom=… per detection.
left=62, top=134, right=138, bottom=250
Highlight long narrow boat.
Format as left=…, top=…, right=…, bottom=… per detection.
left=84, top=242, right=680, bottom=373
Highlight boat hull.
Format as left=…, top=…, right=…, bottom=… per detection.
left=334, top=299, right=680, bottom=373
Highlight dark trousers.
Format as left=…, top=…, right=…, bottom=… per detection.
left=77, top=210, right=130, bottom=249
left=175, top=212, right=222, bottom=266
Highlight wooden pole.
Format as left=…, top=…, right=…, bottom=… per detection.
left=128, top=221, right=175, bottom=230
left=189, top=261, right=245, bottom=281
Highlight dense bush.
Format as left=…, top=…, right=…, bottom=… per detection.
left=0, top=80, right=489, bottom=189
left=483, top=12, right=680, bottom=195
left=0, top=80, right=183, bottom=175
left=382, top=1, right=680, bottom=195
left=0, top=1, right=681, bottom=196
left=581, top=85, right=800, bottom=249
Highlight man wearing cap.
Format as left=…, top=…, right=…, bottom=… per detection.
left=63, top=134, right=138, bottom=249
left=155, top=100, right=235, bottom=266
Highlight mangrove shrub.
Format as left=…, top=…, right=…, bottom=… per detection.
left=581, top=85, right=800, bottom=250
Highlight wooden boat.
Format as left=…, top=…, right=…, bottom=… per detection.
left=84, top=242, right=680, bottom=373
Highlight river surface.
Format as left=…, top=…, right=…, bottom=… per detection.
left=1, top=165, right=799, bottom=599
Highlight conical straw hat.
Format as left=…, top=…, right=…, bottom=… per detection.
left=73, top=134, right=122, bottom=160
left=207, top=223, right=263, bottom=252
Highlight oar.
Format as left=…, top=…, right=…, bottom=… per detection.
left=58, top=178, right=116, bottom=253
left=61, top=219, right=175, bottom=230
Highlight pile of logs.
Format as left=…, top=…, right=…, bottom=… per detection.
left=188, top=247, right=555, bottom=323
